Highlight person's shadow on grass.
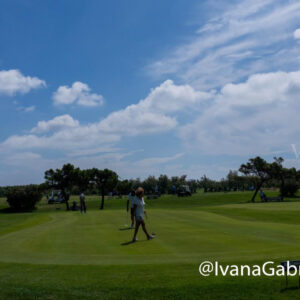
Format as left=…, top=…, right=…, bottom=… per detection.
left=121, top=240, right=147, bottom=246
left=121, top=240, right=135, bottom=246
left=119, top=227, right=134, bottom=231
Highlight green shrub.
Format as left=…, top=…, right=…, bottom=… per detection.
left=6, top=185, right=43, bottom=211
left=280, top=181, right=298, bottom=197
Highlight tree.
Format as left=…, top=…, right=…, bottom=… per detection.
left=187, top=179, right=198, bottom=193
left=142, top=176, right=157, bottom=194
left=116, top=179, right=132, bottom=195
left=170, top=175, right=187, bottom=190
left=130, top=178, right=142, bottom=190
left=227, top=170, right=240, bottom=191
left=157, top=175, right=169, bottom=194
left=74, top=169, right=93, bottom=193
left=239, top=157, right=271, bottom=202
left=0, top=186, right=8, bottom=198
left=281, top=181, right=298, bottom=197
left=44, top=169, right=56, bottom=188
left=269, top=157, right=299, bottom=200
left=200, top=175, right=212, bottom=193
left=269, top=157, right=285, bottom=200
left=44, top=164, right=77, bottom=210
left=90, top=168, right=118, bottom=210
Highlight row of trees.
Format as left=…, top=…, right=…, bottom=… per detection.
left=1, top=156, right=299, bottom=211
left=43, top=165, right=199, bottom=210
left=44, top=164, right=118, bottom=210
left=44, top=157, right=299, bottom=207
left=199, top=172, right=256, bottom=193
left=116, top=175, right=198, bottom=195
left=198, top=157, right=299, bottom=201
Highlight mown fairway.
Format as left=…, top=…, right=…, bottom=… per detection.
left=1, top=191, right=300, bottom=299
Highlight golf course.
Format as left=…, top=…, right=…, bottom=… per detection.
left=1, top=191, right=300, bottom=299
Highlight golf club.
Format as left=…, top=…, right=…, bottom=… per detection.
left=145, top=212, right=156, bottom=236
left=125, top=210, right=129, bottom=227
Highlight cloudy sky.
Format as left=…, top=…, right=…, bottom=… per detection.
left=1, top=0, right=300, bottom=185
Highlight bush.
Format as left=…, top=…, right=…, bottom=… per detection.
left=6, top=185, right=43, bottom=211
left=280, top=181, right=298, bottom=197
left=0, top=186, right=8, bottom=197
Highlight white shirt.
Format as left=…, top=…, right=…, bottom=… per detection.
left=132, top=196, right=145, bottom=217
left=80, top=193, right=85, bottom=201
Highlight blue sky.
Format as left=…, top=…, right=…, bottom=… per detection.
left=1, top=0, right=300, bottom=185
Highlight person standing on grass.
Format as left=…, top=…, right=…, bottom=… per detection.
left=62, top=190, right=70, bottom=211
left=80, top=192, right=86, bottom=213
left=127, top=190, right=135, bottom=228
left=259, top=189, right=267, bottom=201
left=132, top=187, right=155, bottom=242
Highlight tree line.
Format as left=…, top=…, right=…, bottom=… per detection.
left=0, top=156, right=299, bottom=211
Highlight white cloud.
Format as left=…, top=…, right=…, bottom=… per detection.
left=16, top=105, right=36, bottom=113
left=294, top=28, right=300, bottom=39
left=179, top=70, right=300, bottom=155
left=99, top=109, right=177, bottom=136
left=2, top=69, right=300, bottom=183
left=0, top=79, right=211, bottom=184
left=148, top=0, right=300, bottom=89
left=0, top=69, right=46, bottom=96
left=31, top=114, right=79, bottom=133
left=53, top=81, right=104, bottom=107
left=5, top=152, right=42, bottom=166
left=2, top=80, right=208, bottom=154
left=1, top=113, right=119, bottom=152
left=220, top=71, right=300, bottom=106
left=0, top=149, right=184, bottom=185
left=2, top=128, right=120, bottom=152
left=67, top=146, right=121, bottom=157
left=98, top=80, right=211, bottom=135
left=134, top=153, right=183, bottom=168
left=139, top=79, right=210, bottom=112
left=24, top=105, right=36, bottom=112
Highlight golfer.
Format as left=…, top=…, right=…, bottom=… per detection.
left=127, top=190, right=135, bottom=228
left=80, top=192, right=86, bottom=213
left=132, top=187, right=155, bottom=242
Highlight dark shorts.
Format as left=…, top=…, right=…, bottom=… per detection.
left=130, top=207, right=134, bottom=216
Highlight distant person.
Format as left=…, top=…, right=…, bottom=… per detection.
left=62, top=190, right=70, bottom=211
left=80, top=192, right=86, bottom=213
left=259, top=189, right=267, bottom=201
left=127, top=190, right=135, bottom=228
left=132, top=187, right=155, bottom=242
left=66, top=191, right=70, bottom=208
left=172, top=185, right=176, bottom=194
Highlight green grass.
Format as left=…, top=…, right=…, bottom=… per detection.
left=1, top=191, right=300, bottom=299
